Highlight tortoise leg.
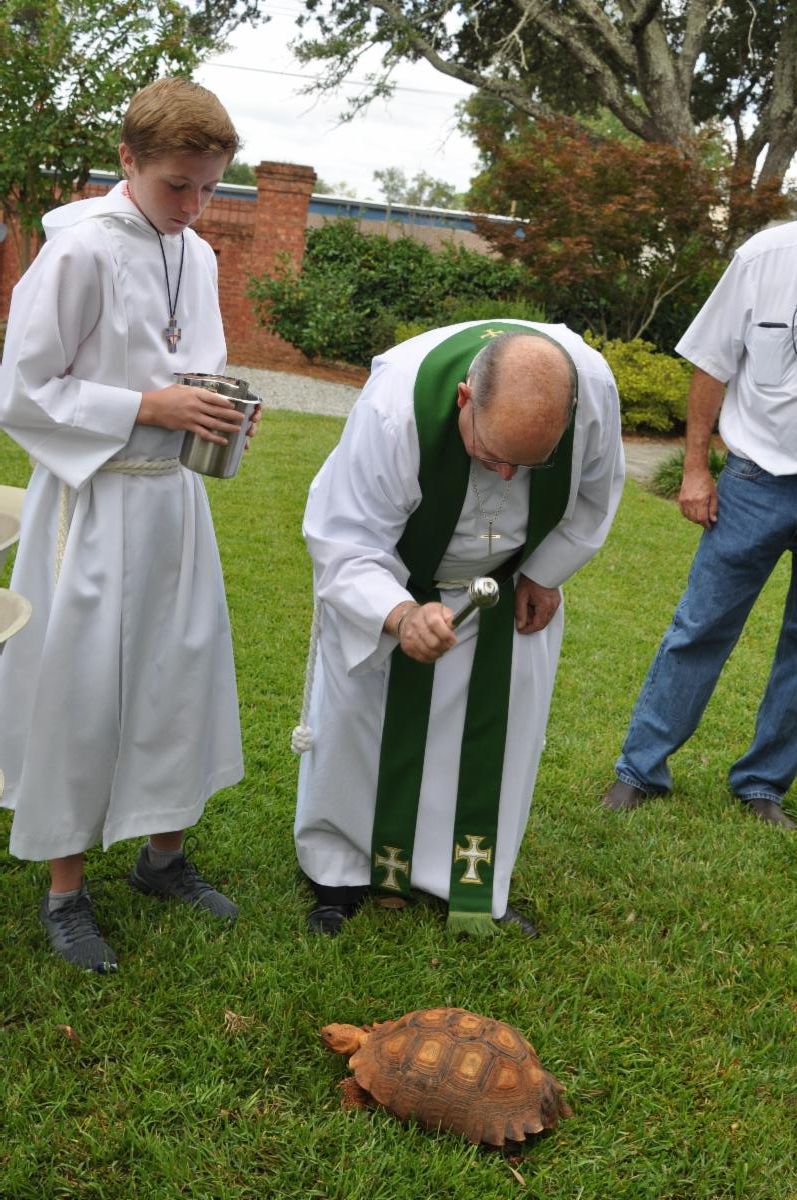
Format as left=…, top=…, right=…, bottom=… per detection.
left=339, top=1077, right=374, bottom=1111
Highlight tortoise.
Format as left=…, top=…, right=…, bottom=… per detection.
left=321, top=1006, right=572, bottom=1147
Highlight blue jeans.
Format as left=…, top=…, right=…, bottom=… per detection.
left=617, top=453, right=797, bottom=804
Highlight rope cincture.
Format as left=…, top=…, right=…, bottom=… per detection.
left=53, top=458, right=181, bottom=583
left=291, top=598, right=321, bottom=754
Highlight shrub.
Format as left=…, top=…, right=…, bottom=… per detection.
left=394, top=298, right=547, bottom=347
left=650, top=447, right=727, bottom=499
left=248, top=220, right=536, bottom=365
left=585, top=334, right=692, bottom=434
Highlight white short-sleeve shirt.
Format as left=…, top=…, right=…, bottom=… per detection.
left=675, top=220, right=797, bottom=475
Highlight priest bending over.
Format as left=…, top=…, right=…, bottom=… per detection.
left=294, top=321, right=624, bottom=936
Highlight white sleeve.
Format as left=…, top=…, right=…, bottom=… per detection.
left=674, top=253, right=751, bottom=383
left=518, top=369, right=625, bottom=588
left=304, top=364, right=422, bottom=674
left=0, top=231, right=141, bottom=489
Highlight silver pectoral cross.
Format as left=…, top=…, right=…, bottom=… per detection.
left=479, top=523, right=502, bottom=553
left=165, top=317, right=182, bottom=353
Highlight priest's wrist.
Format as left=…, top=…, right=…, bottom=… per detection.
left=388, top=602, right=419, bottom=643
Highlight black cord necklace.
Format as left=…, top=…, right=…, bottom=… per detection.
left=142, top=212, right=186, bottom=354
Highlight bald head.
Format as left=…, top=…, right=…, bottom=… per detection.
left=462, top=332, right=576, bottom=472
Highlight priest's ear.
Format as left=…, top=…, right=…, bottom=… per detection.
left=456, top=381, right=472, bottom=410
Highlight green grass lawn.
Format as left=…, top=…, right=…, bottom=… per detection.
left=1, top=416, right=795, bottom=1200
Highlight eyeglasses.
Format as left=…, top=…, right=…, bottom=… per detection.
left=470, top=402, right=557, bottom=470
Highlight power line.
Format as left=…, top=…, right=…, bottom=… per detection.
left=202, top=59, right=469, bottom=99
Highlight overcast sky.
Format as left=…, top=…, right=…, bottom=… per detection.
left=193, top=2, right=480, bottom=199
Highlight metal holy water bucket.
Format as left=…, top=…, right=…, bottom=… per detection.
left=176, top=373, right=260, bottom=479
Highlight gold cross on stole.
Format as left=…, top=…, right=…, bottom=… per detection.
left=454, top=835, right=492, bottom=884
left=374, top=844, right=410, bottom=891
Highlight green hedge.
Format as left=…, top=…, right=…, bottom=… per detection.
left=394, top=297, right=547, bottom=345
left=248, top=220, right=536, bottom=366
left=585, top=333, right=691, bottom=434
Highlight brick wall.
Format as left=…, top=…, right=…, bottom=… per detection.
left=1, top=163, right=508, bottom=370
left=0, top=160, right=317, bottom=370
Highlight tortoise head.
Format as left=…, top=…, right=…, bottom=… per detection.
left=320, top=1023, right=368, bottom=1057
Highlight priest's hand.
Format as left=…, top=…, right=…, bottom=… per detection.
left=386, top=601, right=456, bottom=663
left=138, top=385, right=245, bottom=445
left=515, top=574, right=561, bottom=634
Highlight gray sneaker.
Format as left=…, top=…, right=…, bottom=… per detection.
left=129, top=846, right=238, bottom=920
left=39, top=889, right=118, bottom=974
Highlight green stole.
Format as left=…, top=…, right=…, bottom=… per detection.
left=369, top=323, right=576, bottom=934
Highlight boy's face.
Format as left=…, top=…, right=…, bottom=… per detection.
left=118, top=146, right=229, bottom=235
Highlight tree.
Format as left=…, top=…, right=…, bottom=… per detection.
left=0, top=0, right=265, bottom=270
left=373, top=167, right=463, bottom=208
left=293, top=2, right=797, bottom=235
left=223, top=159, right=258, bottom=186
left=467, top=118, right=789, bottom=343
left=314, top=176, right=360, bottom=197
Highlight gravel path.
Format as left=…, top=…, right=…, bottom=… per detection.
left=229, top=365, right=358, bottom=417
left=230, top=363, right=676, bottom=483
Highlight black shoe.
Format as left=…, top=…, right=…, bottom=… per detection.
left=129, top=846, right=238, bottom=920
left=740, top=797, right=796, bottom=829
left=497, top=904, right=539, bottom=938
left=602, top=779, right=652, bottom=811
left=308, top=902, right=360, bottom=936
left=40, top=888, right=118, bottom=974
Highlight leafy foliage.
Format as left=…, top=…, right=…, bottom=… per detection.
left=249, top=219, right=533, bottom=365
left=223, top=158, right=257, bottom=186
left=394, top=297, right=547, bottom=345
left=0, top=0, right=265, bottom=269
left=314, top=176, right=359, bottom=197
left=373, top=167, right=464, bottom=209
left=585, top=334, right=693, bottom=434
left=292, top=2, right=797, bottom=234
left=467, top=118, right=788, bottom=345
left=651, top=447, right=728, bottom=499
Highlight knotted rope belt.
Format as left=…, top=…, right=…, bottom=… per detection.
left=54, top=458, right=181, bottom=582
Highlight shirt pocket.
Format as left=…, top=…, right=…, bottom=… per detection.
left=747, top=324, right=792, bottom=387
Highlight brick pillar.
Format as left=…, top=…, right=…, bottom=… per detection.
left=222, top=160, right=317, bottom=367
left=252, top=161, right=317, bottom=275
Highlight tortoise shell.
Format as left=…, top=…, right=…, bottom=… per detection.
left=325, top=1006, right=572, bottom=1146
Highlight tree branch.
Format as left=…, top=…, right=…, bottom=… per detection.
left=678, top=0, right=712, bottom=89
left=565, top=0, right=636, bottom=73
left=754, top=0, right=797, bottom=183
left=510, top=0, right=660, bottom=140
left=368, top=0, right=554, bottom=119
left=629, top=0, right=664, bottom=35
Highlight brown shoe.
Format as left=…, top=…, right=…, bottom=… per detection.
left=741, top=797, right=796, bottom=829
left=602, top=779, right=652, bottom=811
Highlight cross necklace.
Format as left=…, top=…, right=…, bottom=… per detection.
left=470, top=463, right=512, bottom=553
left=143, top=213, right=185, bottom=353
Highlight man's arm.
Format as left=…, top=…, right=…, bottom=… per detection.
left=514, top=576, right=561, bottom=634
left=678, top=368, right=726, bottom=529
left=384, top=599, right=456, bottom=663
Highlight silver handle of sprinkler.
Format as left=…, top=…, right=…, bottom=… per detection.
left=451, top=576, right=500, bottom=628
